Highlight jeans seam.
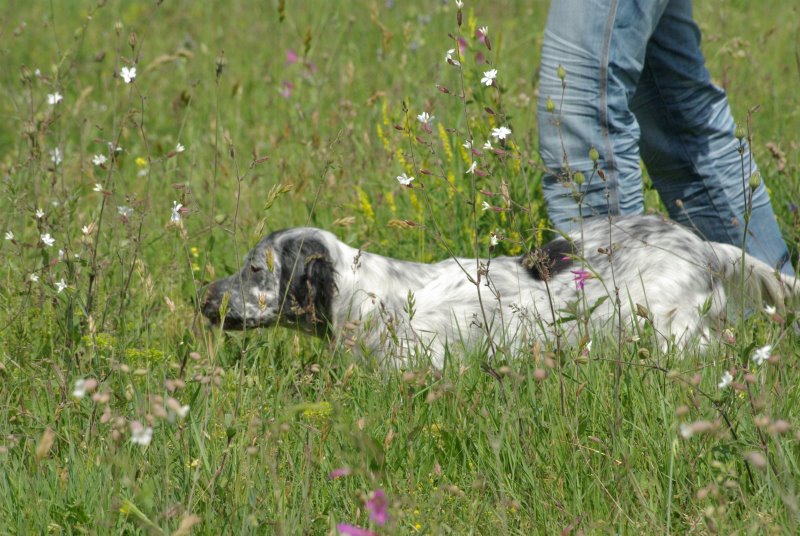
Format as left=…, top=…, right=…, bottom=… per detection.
left=599, top=0, right=620, bottom=216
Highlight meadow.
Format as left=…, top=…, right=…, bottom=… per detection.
left=1, top=0, right=799, bottom=533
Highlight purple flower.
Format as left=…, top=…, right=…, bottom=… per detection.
left=329, top=467, right=352, bottom=479
left=366, top=489, right=388, bottom=526
left=285, top=49, right=299, bottom=65
left=571, top=269, right=591, bottom=290
left=337, top=524, right=376, bottom=536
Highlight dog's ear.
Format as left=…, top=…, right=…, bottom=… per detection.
left=278, top=236, right=337, bottom=330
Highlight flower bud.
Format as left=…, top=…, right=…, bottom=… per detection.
left=557, top=64, right=566, bottom=81
left=574, top=172, right=584, bottom=186
left=545, top=97, right=555, bottom=114
left=735, top=123, right=747, bottom=141
left=128, top=31, right=137, bottom=50
left=589, top=146, right=599, bottom=163
left=749, top=172, right=761, bottom=190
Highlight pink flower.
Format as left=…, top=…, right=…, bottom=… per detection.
left=337, top=525, right=376, bottom=536
left=457, top=37, right=468, bottom=56
left=285, top=49, right=299, bottom=65
left=366, top=489, right=388, bottom=526
left=329, top=467, right=352, bottom=479
left=279, top=81, right=294, bottom=99
left=571, top=269, right=591, bottom=290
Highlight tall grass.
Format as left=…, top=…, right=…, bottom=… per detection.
left=0, top=0, right=798, bottom=533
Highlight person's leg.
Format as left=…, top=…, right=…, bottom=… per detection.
left=630, top=0, right=794, bottom=275
left=537, top=0, right=670, bottom=233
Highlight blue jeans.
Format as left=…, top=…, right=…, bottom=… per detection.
left=538, top=0, right=794, bottom=276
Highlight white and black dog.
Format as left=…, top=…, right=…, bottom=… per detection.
left=202, top=215, right=797, bottom=367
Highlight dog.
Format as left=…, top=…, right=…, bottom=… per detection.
left=201, top=215, right=797, bottom=368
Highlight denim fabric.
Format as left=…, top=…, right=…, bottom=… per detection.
left=537, top=0, right=794, bottom=275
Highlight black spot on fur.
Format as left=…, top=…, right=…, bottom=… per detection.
left=520, top=237, right=576, bottom=281
left=278, top=235, right=337, bottom=334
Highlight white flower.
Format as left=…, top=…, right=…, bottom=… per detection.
left=481, top=201, right=491, bottom=211
left=117, top=206, right=134, bottom=218
left=40, top=233, right=55, bottom=247
left=81, top=224, right=93, bottom=235
left=417, top=111, right=434, bottom=125
left=55, top=278, right=67, bottom=293
left=466, top=161, right=477, bottom=174
left=751, top=344, right=772, bottom=366
left=481, top=69, right=497, bottom=87
left=175, top=143, right=185, bottom=153
left=58, top=249, right=65, bottom=260
left=478, top=26, right=488, bottom=36
left=73, top=379, right=87, bottom=398
left=445, top=48, right=460, bottom=67
left=34, top=68, right=41, bottom=77
left=108, top=142, right=123, bottom=153
left=29, top=273, right=39, bottom=282
left=47, top=92, right=63, bottom=105
left=171, top=201, right=183, bottom=223
left=177, top=405, right=189, bottom=419
left=679, top=423, right=693, bottom=439
left=491, top=126, right=512, bottom=141
left=35, top=208, right=45, bottom=219
left=92, top=154, right=107, bottom=166
left=718, top=371, right=733, bottom=389
left=462, top=140, right=472, bottom=149
left=93, top=183, right=104, bottom=192
left=483, top=140, right=493, bottom=150
left=585, top=340, right=592, bottom=353
left=764, top=304, right=776, bottom=316
left=130, top=421, right=153, bottom=446
left=455, top=0, right=463, bottom=7
left=4, top=231, right=13, bottom=241
left=120, top=66, right=137, bottom=84
left=50, top=147, right=63, bottom=166
left=396, top=172, right=414, bottom=186
left=490, top=233, right=499, bottom=247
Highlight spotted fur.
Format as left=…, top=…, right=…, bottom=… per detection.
left=202, top=215, right=797, bottom=368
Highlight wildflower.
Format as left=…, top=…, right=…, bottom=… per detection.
left=366, top=489, right=389, bottom=525
left=679, top=423, right=692, bottom=439
left=480, top=69, right=497, bottom=86
left=478, top=26, right=488, bottom=36
left=135, top=156, right=148, bottom=168
left=445, top=48, right=460, bottom=67
left=29, top=273, right=40, bottom=282
left=47, top=92, right=63, bottom=105
left=93, top=183, right=104, bottom=192
left=72, top=378, right=97, bottom=399
left=92, top=154, right=107, bottom=166
left=55, top=279, right=67, bottom=293
left=751, top=344, right=772, bottom=366
left=4, top=231, right=13, bottom=241
left=396, top=173, right=414, bottom=186
left=50, top=147, right=63, bottom=166
left=120, top=66, right=137, bottom=84
left=491, top=126, right=511, bottom=141
left=490, top=233, right=499, bottom=247
left=483, top=140, right=493, bottom=150
left=35, top=208, right=45, bottom=219
left=285, top=49, right=299, bottom=65
left=40, top=233, right=55, bottom=247
left=336, top=525, right=376, bottom=536
left=81, top=224, right=93, bottom=235
left=175, top=143, right=185, bottom=153
left=466, top=161, right=477, bottom=174
left=329, top=467, right=352, bottom=479
left=571, top=269, right=590, bottom=290
left=462, top=140, right=472, bottom=150
left=279, top=81, right=294, bottom=99
left=166, top=397, right=190, bottom=419
left=481, top=201, right=491, bottom=211
left=108, top=142, right=123, bottom=154
left=582, top=340, right=592, bottom=356
left=764, top=304, right=776, bottom=316
left=417, top=111, right=434, bottom=125
left=171, top=201, right=183, bottom=223
left=130, top=421, right=153, bottom=446
left=117, top=206, right=134, bottom=218
left=455, top=0, right=463, bottom=7
left=718, top=371, right=733, bottom=389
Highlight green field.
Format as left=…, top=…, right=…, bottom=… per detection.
left=1, top=1, right=799, bottom=533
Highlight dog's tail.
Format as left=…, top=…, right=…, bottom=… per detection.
left=708, top=242, right=799, bottom=311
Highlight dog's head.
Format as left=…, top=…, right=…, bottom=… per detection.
left=201, top=229, right=337, bottom=335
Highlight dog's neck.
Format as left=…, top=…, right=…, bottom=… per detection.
left=328, top=241, right=445, bottom=328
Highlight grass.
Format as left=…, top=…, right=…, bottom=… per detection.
left=1, top=0, right=799, bottom=533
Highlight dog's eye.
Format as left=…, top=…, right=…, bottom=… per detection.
left=250, top=264, right=262, bottom=273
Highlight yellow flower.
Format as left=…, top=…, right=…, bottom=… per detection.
left=135, top=156, right=147, bottom=168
